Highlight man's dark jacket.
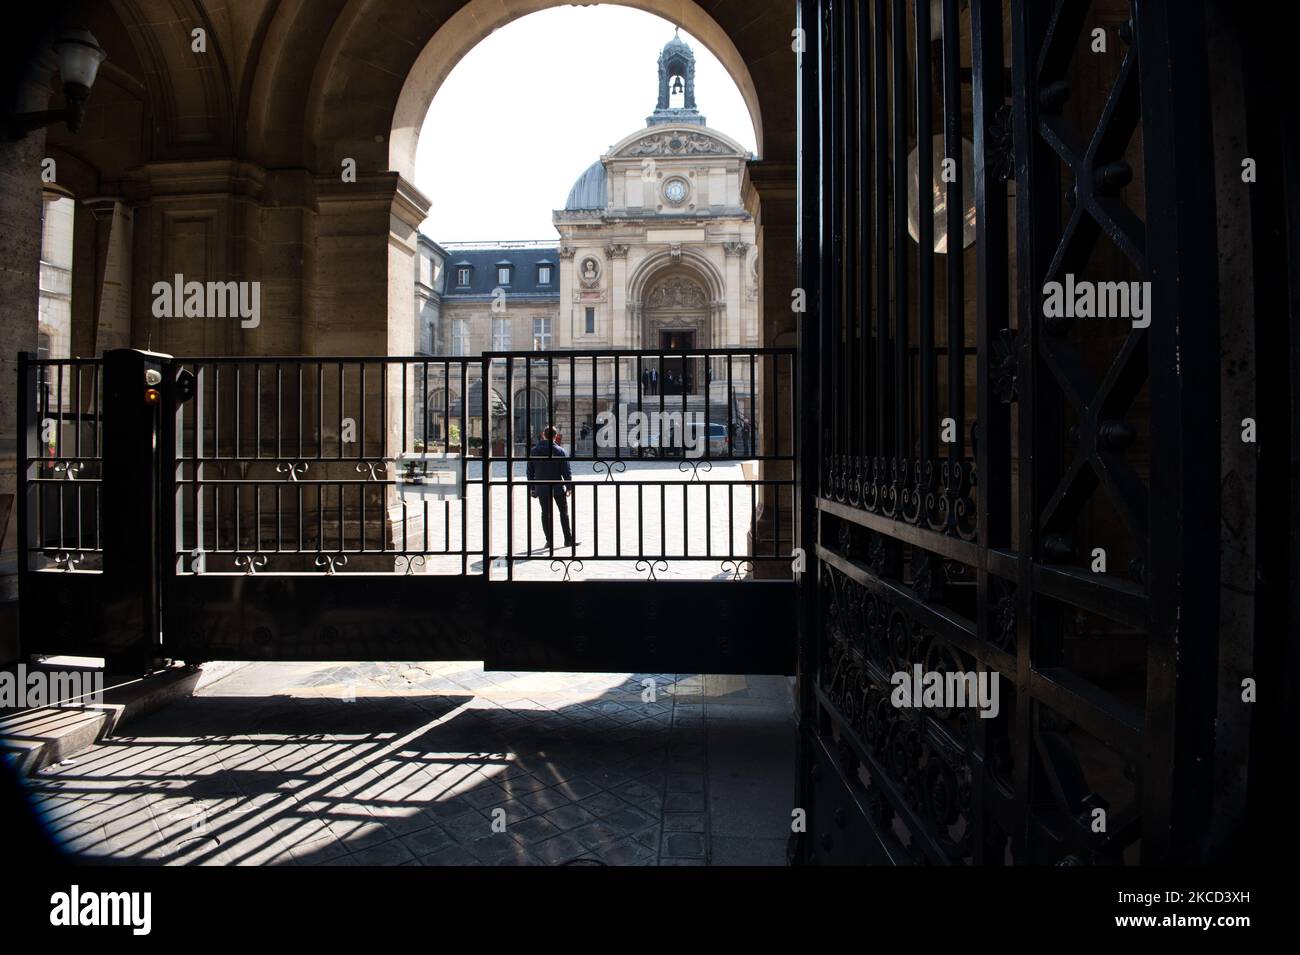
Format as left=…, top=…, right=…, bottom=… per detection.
left=526, top=440, right=572, bottom=488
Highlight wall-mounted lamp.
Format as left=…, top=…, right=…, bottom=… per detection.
left=907, top=133, right=978, bottom=254
left=7, top=28, right=107, bottom=140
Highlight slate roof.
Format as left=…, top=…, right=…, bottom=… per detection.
left=441, top=248, right=562, bottom=300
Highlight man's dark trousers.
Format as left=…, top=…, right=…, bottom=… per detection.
left=536, top=485, right=573, bottom=548
left=527, top=438, right=575, bottom=548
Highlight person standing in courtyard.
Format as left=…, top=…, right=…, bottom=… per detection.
left=527, top=425, right=576, bottom=550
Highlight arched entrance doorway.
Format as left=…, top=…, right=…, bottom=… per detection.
left=513, top=388, right=549, bottom=452
left=642, top=271, right=711, bottom=396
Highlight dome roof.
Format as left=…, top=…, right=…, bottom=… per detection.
left=661, top=33, right=691, bottom=58
left=564, top=160, right=607, bottom=211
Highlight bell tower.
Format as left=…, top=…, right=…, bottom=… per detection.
left=647, top=29, right=706, bottom=127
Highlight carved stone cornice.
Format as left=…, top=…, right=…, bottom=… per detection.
left=621, top=131, right=734, bottom=158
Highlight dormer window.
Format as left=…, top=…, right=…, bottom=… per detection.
left=496, top=260, right=513, bottom=286
left=456, top=267, right=471, bottom=287
left=538, top=264, right=552, bottom=285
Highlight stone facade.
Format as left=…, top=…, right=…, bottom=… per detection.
left=419, top=35, right=764, bottom=455
left=553, top=125, right=759, bottom=355
left=415, top=234, right=447, bottom=356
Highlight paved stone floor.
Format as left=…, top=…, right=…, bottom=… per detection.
left=23, top=661, right=796, bottom=866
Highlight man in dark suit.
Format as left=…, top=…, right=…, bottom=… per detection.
left=527, top=425, right=575, bottom=550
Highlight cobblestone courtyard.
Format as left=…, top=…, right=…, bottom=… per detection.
left=23, top=661, right=796, bottom=866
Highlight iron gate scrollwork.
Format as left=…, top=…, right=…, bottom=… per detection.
left=797, top=0, right=1232, bottom=865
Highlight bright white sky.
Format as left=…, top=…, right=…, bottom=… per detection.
left=413, top=5, right=758, bottom=244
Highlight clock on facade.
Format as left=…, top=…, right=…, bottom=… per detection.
left=663, top=178, right=688, bottom=205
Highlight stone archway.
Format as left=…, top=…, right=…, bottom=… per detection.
left=384, top=0, right=767, bottom=183
left=228, top=0, right=794, bottom=366
left=628, top=250, right=728, bottom=349
left=641, top=272, right=712, bottom=350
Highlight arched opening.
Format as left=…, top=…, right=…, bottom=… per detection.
left=513, top=388, right=549, bottom=453
left=379, top=3, right=781, bottom=573
left=388, top=0, right=765, bottom=184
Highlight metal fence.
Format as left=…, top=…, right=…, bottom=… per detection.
left=15, top=347, right=798, bottom=671
left=94, top=347, right=798, bottom=582
left=18, top=356, right=104, bottom=574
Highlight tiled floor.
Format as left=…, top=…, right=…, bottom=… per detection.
left=23, top=661, right=796, bottom=866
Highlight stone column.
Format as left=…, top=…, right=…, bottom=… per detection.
left=307, top=172, right=430, bottom=563
left=607, top=243, right=629, bottom=346
left=0, top=71, right=52, bottom=659
left=83, top=197, right=133, bottom=355
left=745, top=162, right=797, bottom=580
left=724, top=240, right=748, bottom=346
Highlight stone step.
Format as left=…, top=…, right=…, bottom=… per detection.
left=0, top=663, right=202, bottom=777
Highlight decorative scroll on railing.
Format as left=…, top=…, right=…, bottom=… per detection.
left=171, top=356, right=490, bottom=575
left=19, top=357, right=104, bottom=573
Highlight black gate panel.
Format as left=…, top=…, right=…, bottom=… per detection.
left=796, top=0, right=1252, bottom=865
left=20, top=572, right=119, bottom=659
left=164, top=574, right=488, bottom=663
left=16, top=351, right=165, bottom=669
left=484, top=580, right=795, bottom=674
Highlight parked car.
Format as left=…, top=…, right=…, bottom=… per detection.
left=705, top=422, right=730, bottom=456
left=642, top=421, right=731, bottom=458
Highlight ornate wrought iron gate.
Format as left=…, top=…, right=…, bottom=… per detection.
left=17, top=347, right=796, bottom=675
left=794, top=0, right=1279, bottom=865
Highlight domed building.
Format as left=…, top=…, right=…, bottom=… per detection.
left=429, top=31, right=763, bottom=450
left=553, top=30, right=761, bottom=357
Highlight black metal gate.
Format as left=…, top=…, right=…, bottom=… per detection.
left=793, top=0, right=1287, bottom=865
left=17, top=347, right=796, bottom=675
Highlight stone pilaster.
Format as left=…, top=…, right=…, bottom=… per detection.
left=0, top=68, right=50, bottom=657
left=82, top=197, right=133, bottom=355
left=745, top=162, right=797, bottom=579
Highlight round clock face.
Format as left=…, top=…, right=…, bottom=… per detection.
left=664, top=179, right=688, bottom=204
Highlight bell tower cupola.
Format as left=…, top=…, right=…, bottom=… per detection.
left=647, top=29, right=706, bottom=127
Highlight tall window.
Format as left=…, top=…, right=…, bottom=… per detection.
left=585, top=307, right=596, bottom=335
left=38, top=194, right=75, bottom=361
left=452, top=319, right=469, bottom=356
left=538, top=265, right=552, bottom=285
left=532, top=317, right=552, bottom=351
left=492, top=317, right=512, bottom=351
